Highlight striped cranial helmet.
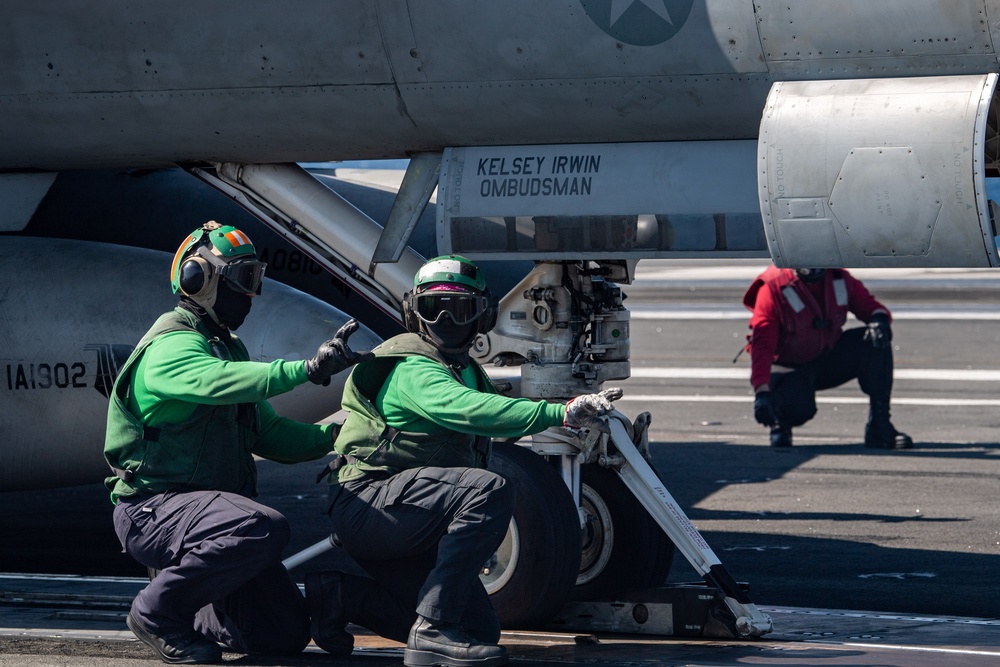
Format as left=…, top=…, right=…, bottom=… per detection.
left=170, top=221, right=266, bottom=311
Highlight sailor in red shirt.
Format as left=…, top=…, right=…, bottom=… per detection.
left=743, top=265, right=912, bottom=449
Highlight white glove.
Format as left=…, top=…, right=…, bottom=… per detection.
left=564, top=388, right=624, bottom=432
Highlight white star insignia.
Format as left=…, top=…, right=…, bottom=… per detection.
left=609, top=0, right=673, bottom=27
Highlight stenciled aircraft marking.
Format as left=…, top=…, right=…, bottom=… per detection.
left=83, top=343, right=135, bottom=398
left=580, top=0, right=694, bottom=46
left=3, top=344, right=134, bottom=397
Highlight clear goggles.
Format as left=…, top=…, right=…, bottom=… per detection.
left=198, top=246, right=267, bottom=295
left=414, top=291, right=489, bottom=326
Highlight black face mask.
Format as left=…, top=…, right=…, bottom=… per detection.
left=423, top=319, right=479, bottom=356
left=795, top=268, right=827, bottom=283
left=213, top=280, right=254, bottom=330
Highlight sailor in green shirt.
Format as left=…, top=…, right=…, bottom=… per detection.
left=105, top=222, right=373, bottom=664
left=305, top=255, right=621, bottom=667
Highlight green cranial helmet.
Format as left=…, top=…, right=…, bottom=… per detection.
left=413, top=255, right=488, bottom=294
left=405, top=255, right=496, bottom=341
left=169, top=221, right=266, bottom=304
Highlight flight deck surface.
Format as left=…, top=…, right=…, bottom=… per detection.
left=1, top=571, right=997, bottom=667
left=1, top=572, right=998, bottom=666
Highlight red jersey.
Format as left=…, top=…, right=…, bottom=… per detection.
left=743, top=266, right=890, bottom=390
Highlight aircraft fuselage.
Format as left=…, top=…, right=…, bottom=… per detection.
left=2, top=1, right=999, bottom=170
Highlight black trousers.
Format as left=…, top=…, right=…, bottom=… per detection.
left=770, top=327, right=894, bottom=428
left=327, top=466, right=514, bottom=643
left=113, top=490, right=310, bottom=655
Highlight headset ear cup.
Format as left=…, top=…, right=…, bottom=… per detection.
left=479, top=304, right=498, bottom=334
left=178, top=257, right=211, bottom=297
left=478, top=290, right=497, bottom=334
left=402, top=291, right=420, bottom=333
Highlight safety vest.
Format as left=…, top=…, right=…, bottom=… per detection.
left=334, top=333, right=493, bottom=482
left=104, top=307, right=259, bottom=501
left=743, top=266, right=850, bottom=365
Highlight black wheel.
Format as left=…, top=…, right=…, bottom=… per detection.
left=484, top=442, right=582, bottom=629
left=572, top=463, right=675, bottom=600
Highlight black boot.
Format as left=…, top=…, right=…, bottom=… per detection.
left=404, top=616, right=508, bottom=667
left=864, top=400, right=913, bottom=449
left=126, top=612, right=222, bottom=664
left=304, top=571, right=354, bottom=656
left=770, top=424, right=792, bottom=447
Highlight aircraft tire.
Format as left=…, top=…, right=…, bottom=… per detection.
left=484, top=441, right=582, bottom=629
left=571, top=463, right=675, bottom=600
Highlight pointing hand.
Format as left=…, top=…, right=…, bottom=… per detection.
left=305, top=319, right=375, bottom=386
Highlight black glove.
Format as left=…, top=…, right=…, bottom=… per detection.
left=753, top=391, right=775, bottom=426
left=305, top=319, right=375, bottom=386
left=564, top=387, right=624, bottom=433
left=863, top=312, right=892, bottom=350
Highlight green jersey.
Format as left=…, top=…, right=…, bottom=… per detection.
left=104, top=307, right=334, bottom=502
left=334, top=333, right=565, bottom=481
